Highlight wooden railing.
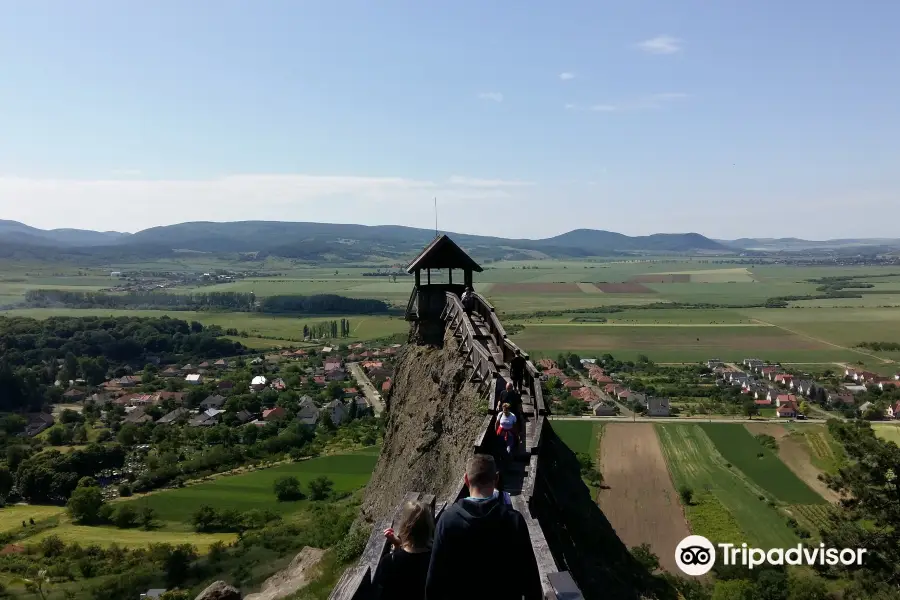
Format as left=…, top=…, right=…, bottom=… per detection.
left=330, top=290, right=583, bottom=600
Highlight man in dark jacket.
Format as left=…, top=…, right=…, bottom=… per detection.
left=425, top=454, right=542, bottom=600
left=510, top=349, right=527, bottom=393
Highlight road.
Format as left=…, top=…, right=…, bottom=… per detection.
left=348, top=362, right=384, bottom=416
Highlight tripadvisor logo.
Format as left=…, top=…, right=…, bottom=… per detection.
left=675, top=536, right=867, bottom=576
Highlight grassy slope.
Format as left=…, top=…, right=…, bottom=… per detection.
left=119, top=452, right=378, bottom=529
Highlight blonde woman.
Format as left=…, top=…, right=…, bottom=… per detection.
left=373, top=500, right=434, bottom=600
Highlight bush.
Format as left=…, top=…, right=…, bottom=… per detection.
left=335, top=523, right=370, bottom=564
left=273, top=476, right=305, bottom=502
left=118, top=483, right=132, bottom=497
left=679, top=485, right=694, bottom=506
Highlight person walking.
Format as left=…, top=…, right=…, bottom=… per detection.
left=425, top=454, right=542, bottom=600
left=498, top=381, right=524, bottom=440
left=496, top=403, right=518, bottom=456
left=510, top=349, right=527, bottom=394
left=373, top=500, right=435, bottom=600
left=460, top=286, right=475, bottom=317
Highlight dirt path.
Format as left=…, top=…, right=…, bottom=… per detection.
left=597, top=423, right=690, bottom=573
left=743, top=423, right=839, bottom=503
left=750, top=318, right=894, bottom=364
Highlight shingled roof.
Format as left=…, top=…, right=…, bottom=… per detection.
left=406, top=234, right=483, bottom=274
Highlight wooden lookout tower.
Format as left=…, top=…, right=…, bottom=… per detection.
left=405, top=234, right=483, bottom=321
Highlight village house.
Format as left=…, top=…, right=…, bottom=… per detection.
left=214, top=359, right=228, bottom=369
left=270, top=378, right=287, bottom=391
left=562, top=379, right=583, bottom=390
left=777, top=402, right=798, bottom=418
left=181, top=364, right=196, bottom=374
left=538, top=358, right=557, bottom=370
left=218, top=380, right=234, bottom=391
left=161, top=367, right=181, bottom=378
left=124, top=408, right=153, bottom=425
left=200, top=395, right=227, bottom=411
left=760, top=366, right=778, bottom=378
left=190, top=409, right=223, bottom=427
left=877, top=379, right=900, bottom=391
left=324, top=358, right=343, bottom=372
left=645, top=397, right=670, bottom=417
left=381, top=379, right=392, bottom=393
left=157, top=407, right=190, bottom=425
left=297, top=397, right=319, bottom=428
left=198, top=361, right=211, bottom=370
left=754, top=397, right=773, bottom=406
left=24, top=413, right=55, bottom=437
left=234, top=410, right=254, bottom=424
left=62, top=389, right=86, bottom=402
left=354, top=396, right=371, bottom=416
left=154, top=391, right=185, bottom=404
left=776, top=394, right=798, bottom=407
left=262, top=407, right=287, bottom=421
left=828, top=391, right=855, bottom=405
left=743, top=358, right=765, bottom=370
left=843, top=384, right=867, bottom=394
left=322, top=399, right=349, bottom=425
left=544, top=368, right=564, bottom=378
left=591, top=401, right=617, bottom=416
left=185, top=374, right=203, bottom=385
left=250, top=375, right=268, bottom=391
left=707, top=358, right=725, bottom=369
left=791, top=380, right=816, bottom=396
left=571, top=387, right=598, bottom=403
left=774, top=373, right=794, bottom=386
left=326, top=369, right=348, bottom=382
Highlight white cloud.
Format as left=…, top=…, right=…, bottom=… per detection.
left=477, top=92, right=504, bottom=102
left=0, top=174, right=534, bottom=233
left=447, top=176, right=534, bottom=187
left=559, top=72, right=576, bottom=81
left=636, top=35, right=684, bottom=55
left=568, top=93, right=689, bottom=113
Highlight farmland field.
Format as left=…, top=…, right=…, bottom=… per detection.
left=743, top=423, right=839, bottom=502
left=873, top=424, right=900, bottom=445
left=551, top=420, right=601, bottom=455
left=597, top=424, right=690, bottom=572
left=119, top=451, right=379, bottom=529
left=0, top=308, right=407, bottom=345
left=656, top=423, right=799, bottom=549
left=699, top=424, right=824, bottom=504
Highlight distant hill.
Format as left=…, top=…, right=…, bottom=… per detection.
left=719, top=237, right=900, bottom=252
left=2, top=219, right=729, bottom=261
left=0, top=220, right=128, bottom=247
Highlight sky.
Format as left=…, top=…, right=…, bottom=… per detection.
left=1, top=0, right=899, bottom=240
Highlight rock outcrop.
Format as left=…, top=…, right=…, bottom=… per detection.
left=358, top=327, right=489, bottom=523
left=244, top=547, right=325, bottom=600
left=195, top=581, right=242, bottom=600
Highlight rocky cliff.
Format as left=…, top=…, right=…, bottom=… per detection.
left=358, top=326, right=488, bottom=523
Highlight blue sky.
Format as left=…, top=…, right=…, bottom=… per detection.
left=1, top=0, right=898, bottom=238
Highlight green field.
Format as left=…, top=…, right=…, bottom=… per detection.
left=656, top=423, right=799, bottom=549
left=119, top=451, right=379, bottom=529
left=873, top=424, right=900, bottom=445
left=0, top=308, right=408, bottom=346
left=24, top=524, right=236, bottom=552
left=698, top=424, right=824, bottom=504
left=551, top=420, right=601, bottom=455
left=0, top=505, right=66, bottom=533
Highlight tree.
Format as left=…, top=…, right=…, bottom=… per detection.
left=743, top=400, right=758, bottom=419
left=140, top=506, right=158, bottom=530
left=0, top=466, right=13, bottom=498
left=273, top=476, right=305, bottom=501
left=630, top=543, right=660, bottom=572
left=712, top=579, right=756, bottom=600
left=118, top=483, right=132, bottom=497
left=799, top=400, right=811, bottom=415
left=47, top=425, right=71, bottom=446
left=66, top=485, right=104, bottom=524
left=308, top=476, right=334, bottom=500
left=786, top=575, right=829, bottom=600
left=821, top=420, right=900, bottom=595
left=113, top=504, right=139, bottom=528
left=163, top=544, right=198, bottom=587
left=679, top=485, right=694, bottom=506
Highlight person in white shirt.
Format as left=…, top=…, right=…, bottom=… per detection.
left=496, top=402, right=518, bottom=455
